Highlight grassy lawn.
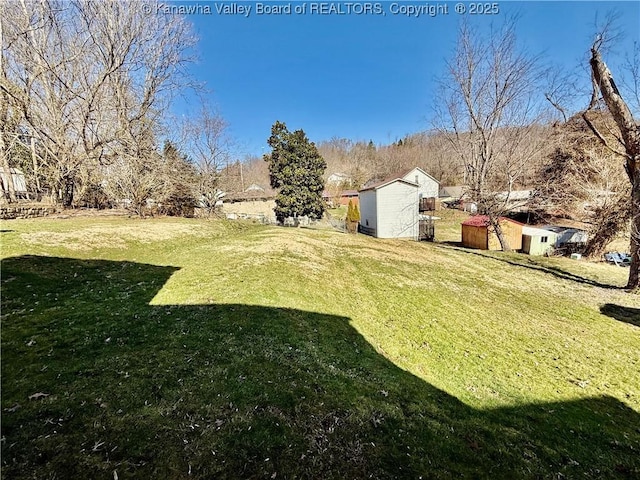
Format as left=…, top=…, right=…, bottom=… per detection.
left=327, top=206, right=347, bottom=219
left=1, top=214, right=639, bottom=479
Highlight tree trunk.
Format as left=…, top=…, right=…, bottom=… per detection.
left=59, top=176, right=75, bottom=207
left=31, top=136, right=41, bottom=194
left=629, top=180, right=640, bottom=288
left=0, top=13, right=13, bottom=204
left=590, top=48, right=640, bottom=290
left=0, top=133, right=17, bottom=203
left=490, top=215, right=511, bottom=252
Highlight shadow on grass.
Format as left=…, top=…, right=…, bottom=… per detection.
left=601, top=303, right=640, bottom=327
left=438, top=240, right=464, bottom=248
left=1, top=255, right=638, bottom=479
left=438, top=243, right=621, bottom=290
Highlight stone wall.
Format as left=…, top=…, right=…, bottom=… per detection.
left=0, top=205, right=57, bottom=219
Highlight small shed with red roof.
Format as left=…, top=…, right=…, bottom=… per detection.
left=461, top=215, right=523, bottom=251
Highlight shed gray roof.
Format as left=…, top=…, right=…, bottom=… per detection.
left=542, top=226, right=588, bottom=244
left=362, top=166, right=439, bottom=190
left=359, top=177, right=418, bottom=193
left=522, top=226, right=557, bottom=237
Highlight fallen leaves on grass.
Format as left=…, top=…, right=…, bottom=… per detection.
left=28, top=392, right=50, bottom=400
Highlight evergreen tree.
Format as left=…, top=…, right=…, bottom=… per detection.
left=346, top=199, right=360, bottom=233
left=346, top=199, right=360, bottom=223
left=264, top=121, right=326, bottom=223
left=160, top=140, right=197, bottom=217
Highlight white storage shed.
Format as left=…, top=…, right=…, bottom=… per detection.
left=522, top=226, right=558, bottom=256
left=358, top=178, right=420, bottom=239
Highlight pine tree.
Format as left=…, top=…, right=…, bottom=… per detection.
left=346, top=199, right=360, bottom=223
left=346, top=199, right=360, bottom=233
left=264, top=121, right=326, bottom=223
left=346, top=200, right=354, bottom=222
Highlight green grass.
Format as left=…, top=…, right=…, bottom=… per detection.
left=1, top=215, right=639, bottom=479
left=327, top=206, right=347, bottom=219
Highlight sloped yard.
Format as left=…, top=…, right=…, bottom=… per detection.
left=1, top=216, right=638, bottom=479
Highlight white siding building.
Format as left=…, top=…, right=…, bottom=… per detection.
left=327, top=172, right=351, bottom=185
left=522, top=226, right=558, bottom=256
left=358, top=178, right=420, bottom=239
left=0, top=167, right=28, bottom=196
left=358, top=167, right=440, bottom=240
left=401, top=167, right=439, bottom=199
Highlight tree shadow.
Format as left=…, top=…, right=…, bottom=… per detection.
left=437, top=240, right=463, bottom=248
left=600, top=303, right=640, bottom=327
left=438, top=244, right=622, bottom=290
left=1, top=255, right=638, bottom=479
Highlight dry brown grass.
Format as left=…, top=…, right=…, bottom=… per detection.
left=20, top=222, right=203, bottom=251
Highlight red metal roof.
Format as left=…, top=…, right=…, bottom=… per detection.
left=462, top=215, right=491, bottom=227
left=461, top=215, right=524, bottom=227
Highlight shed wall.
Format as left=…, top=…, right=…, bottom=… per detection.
left=522, top=232, right=556, bottom=255
left=462, top=220, right=523, bottom=251
left=376, top=182, right=419, bottom=239
left=522, top=235, right=533, bottom=254
left=487, top=220, right=523, bottom=251
left=462, top=225, right=488, bottom=249
left=358, top=190, right=377, bottom=236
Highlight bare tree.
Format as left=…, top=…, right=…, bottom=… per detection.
left=434, top=19, right=549, bottom=250
left=0, top=65, right=19, bottom=202
left=1, top=0, right=196, bottom=207
left=586, top=36, right=640, bottom=289
left=534, top=112, right=630, bottom=256
left=105, top=153, right=163, bottom=216
left=544, top=66, right=586, bottom=124
left=416, top=132, right=464, bottom=186
left=240, top=155, right=272, bottom=190
left=317, top=138, right=378, bottom=189
left=317, top=137, right=354, bottom=178
left=0, top=12, right=17, bottom=203
left=178, top=104, right=234, bottom=215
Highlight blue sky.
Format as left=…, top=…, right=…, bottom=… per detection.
left=173, top=1, right=640, bottom=157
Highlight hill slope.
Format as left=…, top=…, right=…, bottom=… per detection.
left=1, top=216, right=639, bottom=479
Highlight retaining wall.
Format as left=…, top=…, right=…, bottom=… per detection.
left=0, top=205, right=57, bottom=219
